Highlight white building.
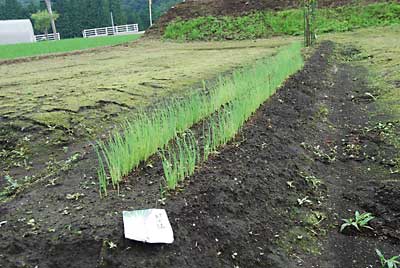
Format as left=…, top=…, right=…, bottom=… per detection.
left=0, top=19, right=36, bottom=45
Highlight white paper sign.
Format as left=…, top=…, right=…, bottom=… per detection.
left=122, top=209, right=174, bottom=244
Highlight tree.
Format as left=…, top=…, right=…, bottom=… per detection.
left=110, top=0, right=127, bottom=25
left=3, top=0, right=24, bottom=19
left=304, top=0, right=317, bottom=47
left=44, top=0, right=57, bottom=37
left=31, top=10, right=59, bottom=39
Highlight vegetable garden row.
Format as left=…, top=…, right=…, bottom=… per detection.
left=96, top=42, right=304, bottom=197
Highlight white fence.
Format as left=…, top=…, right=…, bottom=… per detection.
left=35, top=33, right=60, bottom=42
left=82, top=24, right=139, bottom=38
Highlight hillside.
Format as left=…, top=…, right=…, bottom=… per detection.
left=146, top=0, right=391, bottom=37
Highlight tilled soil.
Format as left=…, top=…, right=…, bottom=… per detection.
left=0, top=41, right=399, bottom=268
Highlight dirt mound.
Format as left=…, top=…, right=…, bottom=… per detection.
left=146, top=0, right=386, bottom=37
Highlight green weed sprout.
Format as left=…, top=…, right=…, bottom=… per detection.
left=340, top=211, right=374, bottom=232
left=376, top=249, right=400, bottom=268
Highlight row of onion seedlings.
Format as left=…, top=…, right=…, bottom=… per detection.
left=97, top=42, right=303, bottom=196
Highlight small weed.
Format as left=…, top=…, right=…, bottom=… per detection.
left=65, top=153, right=81, bottom=165
left=1, top=175, right=20, bottom=197
left=364, top=121, right=397, bottom=142
left=287, top=181, right=295, bottom=189
left=64, top=224, right=82, bottom=235
left=158, top=184, right=167, bottom=205
left=297, top=196, right=313, bottom=206
left=106, top=241, right=117, bottom=249
left=376, top=249, right=400, bottom=268
left=340, top=211, right=374, bottom=232
left=4, top=175, right=18, bottom=189
left=66, top=193, right=85, bottom=201
left=316, top=105, right=329, bottom=122
left=343, top=143, right=362, bottom=159
left=299, top=172, right=322, bottom=189
left=301, top=142, right=337, bottom=163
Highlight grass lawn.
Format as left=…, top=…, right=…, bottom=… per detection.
left=0, top=34, right=143, bottom=60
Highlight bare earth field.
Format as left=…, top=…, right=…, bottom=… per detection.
left=0, top=37, right=294, bottom=188
left=0, top=26, right=399, bottom=267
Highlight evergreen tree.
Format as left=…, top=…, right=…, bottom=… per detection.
left=52, top=0, right=73, bottom=37
left=99, top=0, right=111, bottom=27
left=25, top=0, right=39, bottom=15
left=110, top=0, right=127, bottom=25
left=3, top=0, right=24, bottom=19
left=0, top=2, right=5, bottom=20
left=0, top=0, right=179, bottom=37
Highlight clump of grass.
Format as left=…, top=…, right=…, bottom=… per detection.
left=340, top=211, right=375, bottom=232
left=97, top=42, right=304, bottom=196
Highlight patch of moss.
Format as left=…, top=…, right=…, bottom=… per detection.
left=30, top=111, right=72, bottom=129
left=315, top=104, right=330, bottom=122
left=277, top=226, right=322, bottom=256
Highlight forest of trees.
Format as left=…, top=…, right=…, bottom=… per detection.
left=0, top=0, right=181, bottom=38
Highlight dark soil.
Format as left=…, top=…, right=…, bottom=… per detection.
left=0, top=41, right=399, bottom=268
left=146, top=0, right=391, bottom=37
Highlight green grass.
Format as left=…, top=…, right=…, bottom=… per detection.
left=157, top=42, right=304, bottom=192
left=0, top=34, right=142, bottom=60
left=97, top=42, right=303, bottom=195
left=161, top=131, right=198, bottom=190
left=164, top=2, right=400, bottom=41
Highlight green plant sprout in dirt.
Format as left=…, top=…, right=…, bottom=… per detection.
left=96, top=42, right=304, bottom=196
left=160, top=131, right=198, bottom=190
left=340, top=211, right=375, bottom=232
left=1, top=175, right=19, bottom=197
left=376, top=249, right=400, bottom=268
left=164, top=3, right=400, bottom=41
